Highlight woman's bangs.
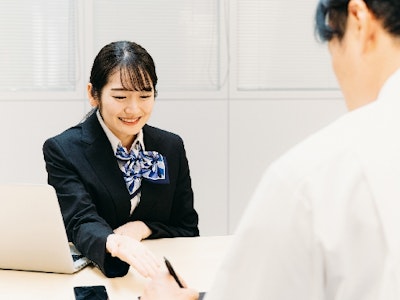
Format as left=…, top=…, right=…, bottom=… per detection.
left=119, top=66, right=153, bottom=92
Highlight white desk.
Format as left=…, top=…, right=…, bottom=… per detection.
left=0, top=235, right=232, bottom=299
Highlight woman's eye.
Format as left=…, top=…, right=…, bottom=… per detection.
left=140, top=95, right=151, bottom=99
left=113, top=96, right=126, bottom=100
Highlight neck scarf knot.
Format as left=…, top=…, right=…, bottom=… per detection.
left=115, top=143, right=168, bottom=196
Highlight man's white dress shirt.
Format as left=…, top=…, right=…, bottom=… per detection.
left=206, top=69, right=400, bottom=300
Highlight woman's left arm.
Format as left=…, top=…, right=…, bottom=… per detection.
left=144, top=135, right=199, bottom=238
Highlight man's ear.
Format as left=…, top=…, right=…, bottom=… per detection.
left=348, top=0, right=378, bottom=53
left=87, top=83, right=99, bottom=108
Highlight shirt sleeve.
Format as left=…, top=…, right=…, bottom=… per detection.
left=143, top=136, right=199, bottom=238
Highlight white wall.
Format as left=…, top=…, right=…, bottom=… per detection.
left=0, top=95, right=346, bottom=237
left=228, top=99, right=346, bottom=231
left=0, top=101, right=85, bottom=184
left=0, top=0, right=348, bottom=236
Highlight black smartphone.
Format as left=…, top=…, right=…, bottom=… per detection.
left=74, top=285, right=109, bottom=300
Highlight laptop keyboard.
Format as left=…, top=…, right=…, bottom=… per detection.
left=72, top=254, right=84, bottom=262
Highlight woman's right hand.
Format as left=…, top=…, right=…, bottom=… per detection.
left=106, top=233, right=161, bottom=278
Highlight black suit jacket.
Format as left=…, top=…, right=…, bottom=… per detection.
left=43, top=112, right=199, bottom=277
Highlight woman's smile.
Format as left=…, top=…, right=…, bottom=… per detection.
left=119, top=116, right=141, bottom=125
left=89, top=70, right=155, bottom=148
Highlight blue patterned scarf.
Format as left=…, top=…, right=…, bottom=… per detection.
left=115, top=143, right=168, bottom=196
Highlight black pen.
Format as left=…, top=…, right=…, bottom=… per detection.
left=164, top=256, right=184, bottom=288
left=138, top=258, right=201, bottom=300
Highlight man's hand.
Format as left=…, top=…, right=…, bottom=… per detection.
left=141, top=271, right=199, bottom=300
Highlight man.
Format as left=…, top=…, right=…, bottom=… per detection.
left=142, top=0, right=400, bottom=298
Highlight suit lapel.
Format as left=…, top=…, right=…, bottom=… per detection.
left=81, top=113, right=131, bottom=221
left=138, top=125, right=167, bottom=211
left=142, top=124, right=161, bottom=150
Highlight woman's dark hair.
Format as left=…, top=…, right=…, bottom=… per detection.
left=315, top=0, right=400, bottom=42
left=89, top=41, right=158, bottom=99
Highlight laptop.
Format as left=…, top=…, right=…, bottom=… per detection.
left=0, top=184, right=91, bottom=273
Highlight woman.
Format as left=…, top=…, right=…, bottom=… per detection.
left=43, top=41, right=199, bottom=278
left=141, top=0, right=400, bottom=299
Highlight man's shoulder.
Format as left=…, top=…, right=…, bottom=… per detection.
left=271, top=112, right=356, bottom=179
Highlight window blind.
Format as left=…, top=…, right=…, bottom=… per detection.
left=236, top=0, right=338, bottom=91
left=92, top=0, right=221, bottom=92
left=0, top=0, right=77, bottom=92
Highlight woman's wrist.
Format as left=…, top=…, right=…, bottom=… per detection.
left=137, top=221, right=152, bottom=239
left=114, top=221, right=152, bottom=241
left=106, top=233, right=117, bottom=254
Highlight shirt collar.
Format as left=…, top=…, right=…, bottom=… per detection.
left=376, top=68, right=400, bottom=105
left=96, top=109, right=145, bottom=153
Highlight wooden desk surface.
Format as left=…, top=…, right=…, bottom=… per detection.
left=0, top=235, right=232, bottom=299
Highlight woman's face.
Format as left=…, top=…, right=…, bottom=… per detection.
left=89, top=70, right=155, bottom=148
